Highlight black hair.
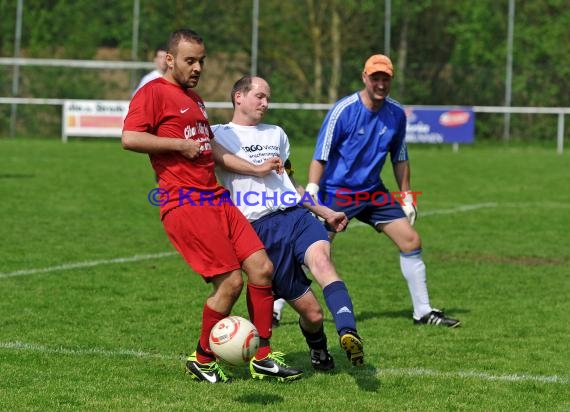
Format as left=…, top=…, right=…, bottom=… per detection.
left=167, top=29, right=204, bottom=55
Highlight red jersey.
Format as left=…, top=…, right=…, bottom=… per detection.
left=123, top=78, right=226, bottom=218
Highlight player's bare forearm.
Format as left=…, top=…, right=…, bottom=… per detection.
left=122, top=130, right=200, bottom=159
left=307, top=159, right=326, bottom=184
left=393, top=160, right=411, bottom=191
left=293, top=175, right=348, bottom=231
left=212, top=140, right=282, bottom=177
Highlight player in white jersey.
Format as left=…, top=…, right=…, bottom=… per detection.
left=213, top=75, right=364, bottom=368
left=132, top=45, right=168, bottom=96
left=306, top=54, right=460, bottom=328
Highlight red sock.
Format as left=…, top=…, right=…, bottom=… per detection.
left=196, top=304, right=226, bottom=364
left=255, top=343, right=271, bottom=360
left=246, top=283, right=273, bottom=358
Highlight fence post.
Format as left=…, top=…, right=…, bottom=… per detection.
left=557, top=113, right=564, bottom=154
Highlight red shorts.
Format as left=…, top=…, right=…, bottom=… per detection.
left=162, top=202, right=264, bottom=278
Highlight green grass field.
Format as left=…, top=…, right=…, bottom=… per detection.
left=1, top=138, right=569, bottom=411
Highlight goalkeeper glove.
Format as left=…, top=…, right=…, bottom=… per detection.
left=305, top=182, right=319, bottom=198
left=401, top=191, right=417, bottom=226
left=305, top=183, right=323, bottom=220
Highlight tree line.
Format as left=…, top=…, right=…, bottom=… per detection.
left=1, top=0, right=568, bottom=140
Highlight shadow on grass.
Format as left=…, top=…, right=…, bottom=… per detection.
left=273, top=311, right=410, bottom=327
left=235, top=393, right=284, bottom=406
left=275, top=307, right=470, bottom=328
left=358, top=307, right=470, bottom=322
left=258, top=350, right=381, bottom=393
left=347, top=363, right=381, bottom=392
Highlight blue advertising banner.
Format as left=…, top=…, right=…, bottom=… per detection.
left=405, top=106, right=475, bottom=144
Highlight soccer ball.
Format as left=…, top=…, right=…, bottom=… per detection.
left=209, top=316, right=259, bottom=366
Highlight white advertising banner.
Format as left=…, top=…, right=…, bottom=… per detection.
left=62, top=100, right=129, bottom=142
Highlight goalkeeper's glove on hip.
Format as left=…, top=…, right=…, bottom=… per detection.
left=402, top=191, right=417, bottom=225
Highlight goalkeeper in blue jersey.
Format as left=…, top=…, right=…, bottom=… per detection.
left=304, top=54, right=460, bottom=328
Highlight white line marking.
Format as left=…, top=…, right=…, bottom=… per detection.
left=348, top=202, right=498, bottom=229
left=0, top=341, right=179, bottom=360
left=0, top=252, right=177, bottom=279
left=0, top=201, right=556, bottom=279
left=1, top=340, right=566, bottom=385
left=0, top=203, right=498, bottom=279
left=377, top=367, right=567, bottom=385
left=420, top=202, right=498, bottom=216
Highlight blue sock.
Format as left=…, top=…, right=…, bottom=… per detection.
left=323, top=281, right=357, bottom=335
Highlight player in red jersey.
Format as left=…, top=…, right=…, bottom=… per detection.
left=122, top=28, right=302, bottom=383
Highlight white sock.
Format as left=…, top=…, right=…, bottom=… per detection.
left=399, top=249, right=432, bottom=319
left=273, top=298, right=286, bottom=320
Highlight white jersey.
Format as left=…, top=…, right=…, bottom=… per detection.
left=132, top=70, right=163, bottom=96
left=213, top=122, right=301, bottom=221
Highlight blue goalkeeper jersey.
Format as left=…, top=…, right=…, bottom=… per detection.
left=313, top=92, right=408, bottom=193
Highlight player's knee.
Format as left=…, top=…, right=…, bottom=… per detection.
left=306, top=242, right=333, bottom=271
left=410, top=231, right=421, bottom=249
left=248, top=257, right=273, bottom=286
left=302, top=306, right=325, bottom=328
left=310, top=253, right=331, bottom=273
left=215, top=272, right=244, bottom=303
left=400, top=231, right=422, bottom=253
left=225, top=274, right=244, bottom=296
left=258, top=257, right=273, bottom=279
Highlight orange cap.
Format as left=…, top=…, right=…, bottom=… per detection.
left=363, top=54, right=393, bottom=77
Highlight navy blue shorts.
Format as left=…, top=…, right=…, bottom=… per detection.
left=252, top=207, right=329, bottom=301
left=321, top=188, right=406, bottom=231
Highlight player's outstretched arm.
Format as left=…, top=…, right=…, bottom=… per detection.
left=292, top=174, right=348, bottom=232
left=122, top=130, right=201, bottom=159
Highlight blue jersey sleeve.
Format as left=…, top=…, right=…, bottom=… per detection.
left=313, top=109, right=336, bottom=161
left=389, top=102, right=409, bottom=164
left=313, top=94, right=358, bottom=161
